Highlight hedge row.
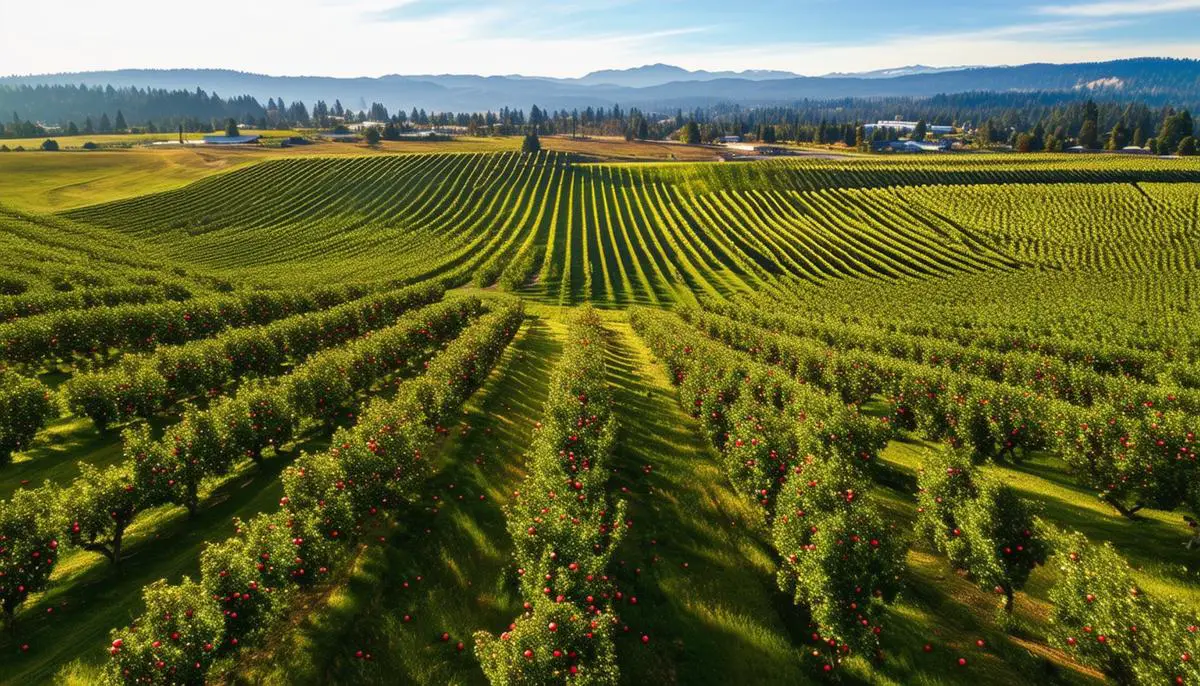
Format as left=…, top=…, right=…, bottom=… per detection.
left=0, top=283, right=190, bottom=324
left=1047, top=528, right=1199, bottom=685
left=475, top=307, right=625, bottom=685
left=105, top=299, right=525, bottom=685
left=0, top=371, right=56, bottom=466
left=64, top=282, right=444, bottom=431
left=682, top=306, right=1199, bottom=521
left=0, top=283, right=377, bottom=366
left=630, top=307, right=905, bottom=669
left=700, top=301, right=1200, bottom=417
left=0, top=297, right=483, bottom=630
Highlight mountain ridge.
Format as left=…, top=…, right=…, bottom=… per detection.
left=2, top=58, right=1197, bottom=113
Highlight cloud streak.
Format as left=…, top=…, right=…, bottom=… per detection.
left=1038, top=0, right=1200, bottom=17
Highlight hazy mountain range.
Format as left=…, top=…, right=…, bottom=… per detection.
left=3, top=58, right=1197, bottom=113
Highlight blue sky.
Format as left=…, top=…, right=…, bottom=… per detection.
left=3, top=0, right=1199, bottom=77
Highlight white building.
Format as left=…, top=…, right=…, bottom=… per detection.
left=863, top=120, right=955, bottom=135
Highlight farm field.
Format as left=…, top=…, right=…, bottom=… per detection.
left=1, top=148, right=1199, bottom=686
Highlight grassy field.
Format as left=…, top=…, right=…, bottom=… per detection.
left=0, top=148, right=1197, bottom=685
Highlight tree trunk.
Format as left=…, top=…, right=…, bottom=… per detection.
left=81, top=542, right=115, bottom=564
left=187, top=482, right=198, bottom=519
left=1103, top=495, right=1144, bottom=520
left=1004, top=586, right=1015, bottom=614
left=112, top=525, right=125, bottom=569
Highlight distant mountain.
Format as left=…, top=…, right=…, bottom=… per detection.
left=821, top=64, right=983, bottom=79
left=573, top=63, right=800, bottom=87
left=3, top=58, right=1198, bottom=114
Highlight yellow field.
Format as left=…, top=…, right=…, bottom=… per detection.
left=0, top=135, right=743, bottom=212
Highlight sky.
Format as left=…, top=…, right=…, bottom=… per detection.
left=2, top=0, right=1200, bottom=78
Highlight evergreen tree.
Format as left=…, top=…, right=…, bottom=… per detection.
left=1079, top=120, right=1098, bottom=149
left=1179, top=136, right=1198, bottom=156
left=636, top=117, right=649, bottom=140
left=225, top=118, right=239, bottom=137
left=521, top=129, right=541, bottom=154
left=114, top=110, right=127, bottom=132
left=66, top=121, right=79, bottom=136
left=1132, top=125, right=1146, bottom=148
left=912, top=120, right=927, bottom=141
left=99, top=113, right=112, bottom=133
left=681, top=121, right=701, bottom=145
left=1106, top=121, right=1128, bottom=150
left=364, top=126, right=382, bottom=146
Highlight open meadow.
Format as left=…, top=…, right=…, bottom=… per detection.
left=1, top=140, right=1198, bottom=686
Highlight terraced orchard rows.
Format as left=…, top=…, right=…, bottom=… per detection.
left=68, top=153, right=1200, bottom=303
left=1, top=150, right=1199, bottom=686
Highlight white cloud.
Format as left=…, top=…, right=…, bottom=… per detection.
left=1038, top=0, right=1200, bottom=17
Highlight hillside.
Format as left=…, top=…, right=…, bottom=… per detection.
left=0, top=149, right=1198, bottom=686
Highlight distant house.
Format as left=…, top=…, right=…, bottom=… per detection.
left=719, top=135, right=742, bottom=144
left=1116, top=146, right=1153, bottom=155
left=1066, top=145, right=1088, bottom=153
left=202, top=134, right=262, bottom=145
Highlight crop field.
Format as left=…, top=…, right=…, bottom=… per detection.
left=1, top=148, right=1199, bottom=686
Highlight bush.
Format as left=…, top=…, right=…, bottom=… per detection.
left=107, top=579, right=225, bottom=685
left=1047, top=529, right=1200, bottom=684
left=0, top=372, right=56, bottom=464
left=475, top=599, right=620, bottom=686
left=0, top=486, right=60, bottom=631
left=917, top=451, right=1046, bottom=612
left=41, top=139, right=59, bottom=151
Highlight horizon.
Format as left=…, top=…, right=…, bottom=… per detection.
left=3, top=0, right=1200, bottom=79
left=2, top=56, right=1194, bottom=84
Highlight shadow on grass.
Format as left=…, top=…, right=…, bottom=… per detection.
left=603, top=321, right=816, bottom=685
left=238, top=317, right=562, bottom=685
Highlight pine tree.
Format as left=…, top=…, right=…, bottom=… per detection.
left=114, top=110, right=127, bottom=132
left=912, top=120, right=927, bottom=141
left=521, top=129, right=541, bottom=154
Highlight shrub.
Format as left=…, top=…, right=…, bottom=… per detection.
left=0, top=486, right=60, bottom=631
left=107, top=579, right=225, bottom=685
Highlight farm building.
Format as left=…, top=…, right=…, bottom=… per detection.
left=863, top=120, right=955, bottom=135
left=201, top=134, right=262, bottom=145
left=719, top=135, right=743, bottom=144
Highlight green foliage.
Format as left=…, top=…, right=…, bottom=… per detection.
left=916, top=452, right=1047, bottom=612
left=1047, top=529, right=1200, bottom=685
left=106, top=579, right=224, bottom=685
left=630, top=306, right=906, bottom=664
left=62, top=462, right=138, bottom=566
left=480, top=309, right=625, bottom=684
left=0, top=372, right=56, bottom=464
left=521, top=131, right=541, bottom=154
left=0, top=486, right=59, bottom=627
left=475, top=598, right=620, bottom=686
